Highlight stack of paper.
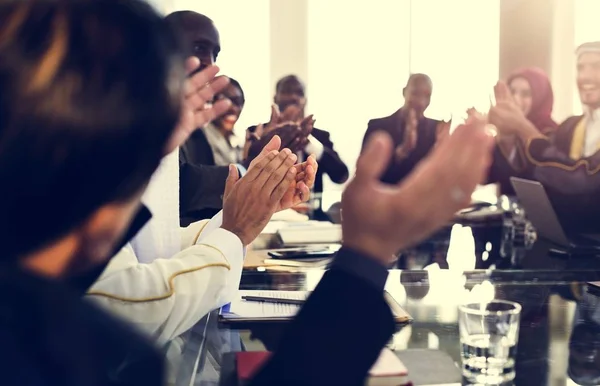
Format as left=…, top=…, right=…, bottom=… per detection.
left=277, top=222, right=342, bottom=245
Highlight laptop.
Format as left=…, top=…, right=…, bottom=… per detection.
left=510, top=177, right=600, bottom=250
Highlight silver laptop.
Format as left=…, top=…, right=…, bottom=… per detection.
left=510, top=177, right=600, bottom=249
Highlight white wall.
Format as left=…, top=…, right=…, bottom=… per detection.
left=307, top=0, right=412, bottom=192
left=410, top=0, right=500, bottom=121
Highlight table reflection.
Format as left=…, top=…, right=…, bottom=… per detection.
left=178, top=266, right=600, bottom=385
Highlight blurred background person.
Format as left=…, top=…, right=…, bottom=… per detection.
left=198, top=77, right=246, bottom=166
left=485, top=67, right=558, bottom=195
left=363, top=73, right=449, bottom=184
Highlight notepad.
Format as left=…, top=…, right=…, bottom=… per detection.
left=219, top=290, right=412, bottom=324
left=221, top=291, right=304, bottom=320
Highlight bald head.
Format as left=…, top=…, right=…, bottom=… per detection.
left=165, top=11, right=220, bottom=69
left=403, top=73, right=433, bottom=119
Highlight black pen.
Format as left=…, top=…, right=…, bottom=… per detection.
left=241, top=295, right=305, bottom=305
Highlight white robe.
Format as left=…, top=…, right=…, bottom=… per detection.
left=86, top=150, right=244, bottom=344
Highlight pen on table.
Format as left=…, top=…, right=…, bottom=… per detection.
left=241, top=296, right=305, bottom=305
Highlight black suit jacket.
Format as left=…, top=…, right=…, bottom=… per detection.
left=0, top=265, right=164, bottom=386
left=364, top=109, right=440, bottom=184
left=248, top=250, right=395, bottom=386
left=180, top=130, right=229, bottom=226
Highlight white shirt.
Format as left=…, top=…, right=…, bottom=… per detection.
left=584, top=108, right=600, bottom=157
left=304, top=134, right=325, bottom=160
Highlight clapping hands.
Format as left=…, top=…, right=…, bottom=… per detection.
left=342, top=115, right=495, bottom=264
left=166, top=58, right=230, bottom=154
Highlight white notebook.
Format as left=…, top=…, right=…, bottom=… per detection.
left=220, top=290, right=411, bottom=324
left=277, top=223, right=342, bottom=245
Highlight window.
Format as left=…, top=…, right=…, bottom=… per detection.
left=573, top=0, right=600, bottom=114
left=307, top=0, right=411, bottom=190
left=409, top=0, right=500, bottom=121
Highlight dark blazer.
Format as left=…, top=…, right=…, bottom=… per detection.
left=179, top=130, right=229, bottom=226
left=363, top=109, right=440, bottom=184
left=303, top=127, right=348, bottom=193
left=0, top=265, right=164, bottom=386
left=248, top=252, right=395, bottom=386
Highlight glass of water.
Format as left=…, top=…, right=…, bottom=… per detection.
left=459, top=300, right=521, bottom=385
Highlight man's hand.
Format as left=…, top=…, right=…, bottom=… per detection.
left=263, top=104, right=306, bottom=133
left=237, top=136, right=318, bottom=211
left=394, top=108, right=418, bottom=160
left=276, top=155, right=318, bottom=211
left=342, top=117, right=495, bottom=265
left=488, top=81, right=539, bottom=141
left=221, top=148, right=298, bottom=246
left=435, top=119, right=452, bottom=146
left=246, top=121, right=311, bottom=163
left=165, top=57, right=231, bottom=154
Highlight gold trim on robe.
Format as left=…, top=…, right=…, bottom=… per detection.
left=569, top=117, right=588, bottom=160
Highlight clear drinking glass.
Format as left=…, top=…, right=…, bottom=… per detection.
left=459, top=300, right=521, bottom=385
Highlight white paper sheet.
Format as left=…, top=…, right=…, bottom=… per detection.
left=220, top=290, right=309, bottom=320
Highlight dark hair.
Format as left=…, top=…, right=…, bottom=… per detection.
left=0, top=0, right=185, bottom=260
left=275, top=74, right=304, bottom=93
left=228, top=77, right=245, bottom=105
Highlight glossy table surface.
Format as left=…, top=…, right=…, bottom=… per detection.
left=170, top=267, right=600, bottom=386
left=168, top=195, right=600, bottom=385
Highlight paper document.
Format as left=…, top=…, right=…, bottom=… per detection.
left=220, top=290, right=309, bottom=320
left=220, top=290, right=411, bottom=324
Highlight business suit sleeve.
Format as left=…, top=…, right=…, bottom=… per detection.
left=362, top=120, right=379, bottom=150
left=248, top=248, right=395, bottom=386
left=310, top=130, right=349, bottom=184
left=179, top=149, right=229, bottom=218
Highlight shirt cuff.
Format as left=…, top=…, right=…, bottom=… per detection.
left=195, top=227, right=244, bottom=265
left=196, top=211, right=223, bottom=239
left=305, top=135, right=325, bottom=160
left=236, top=163, right=247, bottom=177
left=330, top=247, right=389, bottom=292
left=196, top=211, right=246, bottom=258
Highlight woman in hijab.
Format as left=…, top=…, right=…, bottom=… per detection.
left=507, top=67, right=558, bottom=134
left=486, top=67, right=558, bottom=195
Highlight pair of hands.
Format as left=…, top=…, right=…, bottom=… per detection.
left=487, top=81, right=541, bottom=142
left=343, top=115, right=495, bottom=265
left=222, top=135, right=318, bottom=245
left=395, top=109, right=451, bottom=160
left=244, top=105, right=315, bottom=163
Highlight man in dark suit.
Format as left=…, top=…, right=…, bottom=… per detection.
left=270, top=75, right=349, bottom=193
left=363, top=73, right=448, bottom=184
left=247, top=75, right=349, bottom=220
left=164, top=11, right=237, bottom=226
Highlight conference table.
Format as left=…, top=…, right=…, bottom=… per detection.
left=168, top=226, right=600, bottom=385
left=166, top=194, right=600, bottom=385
